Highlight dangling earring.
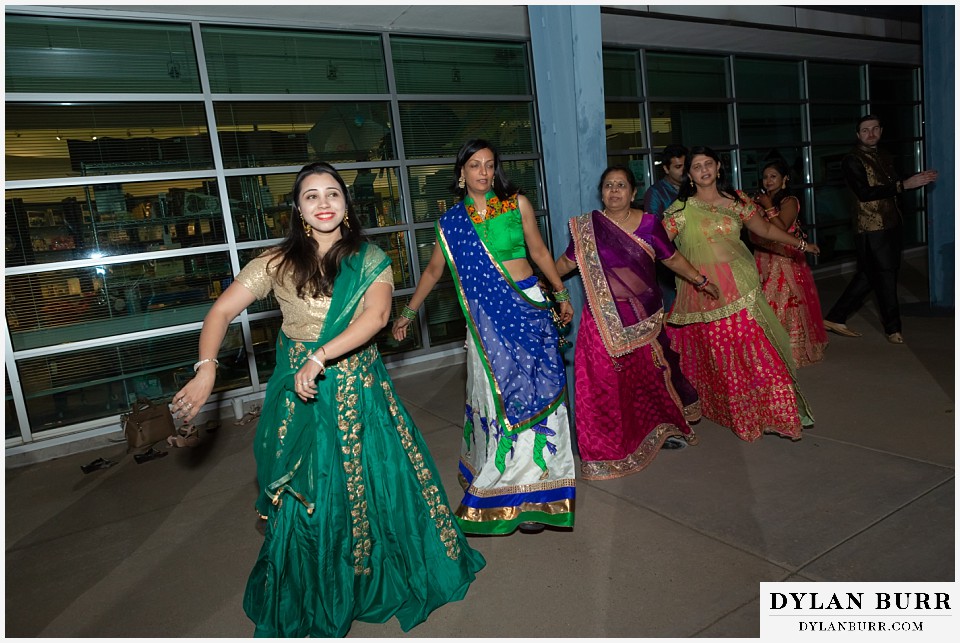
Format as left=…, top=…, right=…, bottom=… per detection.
left=301, top=214, right=311, bottom=236
left=343, top=216, right=352, bottom=231
left=458, top=176, right=465, bottom=189
left=490, top=176, right=495, bottom=189
left=689, top=178, right=694, bottom=187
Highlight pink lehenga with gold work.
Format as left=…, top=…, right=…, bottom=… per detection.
left=750, top=196, right=828, bottom=367
left=565, top=211, right=700, bottom=480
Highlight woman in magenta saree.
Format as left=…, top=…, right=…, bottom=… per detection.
left=555, top=166, right=719, bottom=480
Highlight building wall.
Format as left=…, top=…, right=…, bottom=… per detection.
left=4, top=5, right=940, bottom=454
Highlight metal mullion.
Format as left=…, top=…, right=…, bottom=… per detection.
left=208, top=93, right=392, bottom=102
left=638, top=50, right=655, bottom=186
left=800, top=59, right=817, bottom=247
left=11, top=319, right=208, bottom=361
left=5, top=170, right=218, bottom=191
left=4, top=93, right=205, bottom=102
left=4, top=244, right=230, bottom=277
left=4, top=318, right=33, bottom=443
left=381, top=32, right=428, bottom=350
left=728, top=54, right=742, bottom=188
left=395, top=93, right=534, bottom=102
left=190, top=21, right=264, bottom=394
left=245, top=309, right=282, bottom=324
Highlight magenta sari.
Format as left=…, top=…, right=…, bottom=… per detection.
left=564, top=211, right=700, bottom=480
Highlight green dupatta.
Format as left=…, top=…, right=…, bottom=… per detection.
left=252, top=243, right=391, bottom=517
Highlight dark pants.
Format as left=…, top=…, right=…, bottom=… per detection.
left=825, top=226, right=903, bottom=335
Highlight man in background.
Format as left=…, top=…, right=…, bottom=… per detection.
left=822, top=114, right=938, bottom=344
left=642, top=144, right=687, bottom=311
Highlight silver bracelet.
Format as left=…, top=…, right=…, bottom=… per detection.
left=307, top=352, right=326, bottom=373
left=193, top=358, right=219, bottom=372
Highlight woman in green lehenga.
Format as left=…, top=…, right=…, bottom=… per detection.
left=172, top=162, right=485, bottom=637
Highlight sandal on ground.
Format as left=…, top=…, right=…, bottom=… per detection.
left=166, top=425, right=200, bottom=448
left=823, top=320, right=862, bottom=337
left=80, top=457, right=118, bottom=474
left=134, top=448, right=168, bottom=464
left=518, top=522, right=546, bottom=534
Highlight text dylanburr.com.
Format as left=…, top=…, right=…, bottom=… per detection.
left=760, top=582, right=954, bottom=640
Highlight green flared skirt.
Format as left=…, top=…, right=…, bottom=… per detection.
left=242, top=338, right=485, bottom=637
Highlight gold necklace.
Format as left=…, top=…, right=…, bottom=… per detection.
left=603, top=208, right=632, bottom=226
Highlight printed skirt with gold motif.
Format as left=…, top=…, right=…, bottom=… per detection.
left=243, top=336, right=485, bottom=637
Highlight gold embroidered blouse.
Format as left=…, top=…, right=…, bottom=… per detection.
left=236, top=249, right=394, bottom=341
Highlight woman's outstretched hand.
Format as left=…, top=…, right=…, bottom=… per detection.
left=172, top=370, right=215, bottom=424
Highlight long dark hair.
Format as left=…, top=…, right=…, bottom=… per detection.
left=760, top=158, right=794, bottom=210
left=677, top=146, right=743, bottom=205
left=449, top=139, right=521, bottom=202
left=272, top=161, right=364, bottom=298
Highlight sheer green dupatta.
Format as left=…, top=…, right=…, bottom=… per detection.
left=252, top=243, right=391, bottom=518
left=665, top=197, right=814, bottom=426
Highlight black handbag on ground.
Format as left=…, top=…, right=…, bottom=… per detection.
left=121, top=397, right=175, bottom=450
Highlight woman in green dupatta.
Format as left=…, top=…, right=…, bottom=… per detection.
left=172, top=162, right=484, bottom=637
left=662, top=147, right=820, bottom=442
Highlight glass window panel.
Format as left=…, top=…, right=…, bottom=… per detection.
left=366, top=231, right=414, bottom=290
left=646, top=52, right=728, bottom=99
left=883, top=139, right=921, bottom=181
left=734, top=58, right=802, bottom=102
left=739, top=147, right=805, bottom=191
left=6, top=251, right=231, bottom=352
left=226, top=174, right=294, bottom=243
left=813, top=187, right=857, bottom=227
left=870, top=105, right=920, bottom=142
left=602, top=50, right=639, bottom=97
left=201, top=27, right=386, bottom=94
left=808, top=62, right=863, bottom=102
left=5, top=179, right=226, bottom=268
left=376, top=296, right=423, bottom=355
left=408, top=164, right=458, bottom=223
left=6, top=377, right=21, bottom=440
left=5, top=15, right=200, bottom=94
left=505, top=160, right=542, bottom=210
left=17, top=325, right=248, bottom=433
left=424, top=287, right=466, bottom=346
left=812, top=219, right=857, bottom=262
left=414, top=228, right=449, bottom=283
left=406, top=159, right=540, bottom=224
left=346, top=167, right=403, bottom=229
left=649, top=102, right=730, bottom=148
left=869, top=66, right=918, bottom=102
left=238, top=248, right=280, bottom=315
left=811, top=145, right=852, bottom=184
left=810, top=104, right=864, bottom=144
left=391, top=37, right=529, bottom=95
left=737, top=104, right=803, bottom=147
left=605, top=155, right=651, bottom=199
left=605, top=102, right=645, bottom=151
left=903, top=209, right=927, bottom=246
left=5, top=103, right=214, bottom=181
left=213, top=101, right=395, bottom=168
left=250, top=316, right=283, bottom=381
left=399, top=101, right=534, bottom=158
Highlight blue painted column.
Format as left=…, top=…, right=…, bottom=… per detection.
left=528, top=5, right=607, bottom=421
left=922, top=6, right=955, bottom=309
